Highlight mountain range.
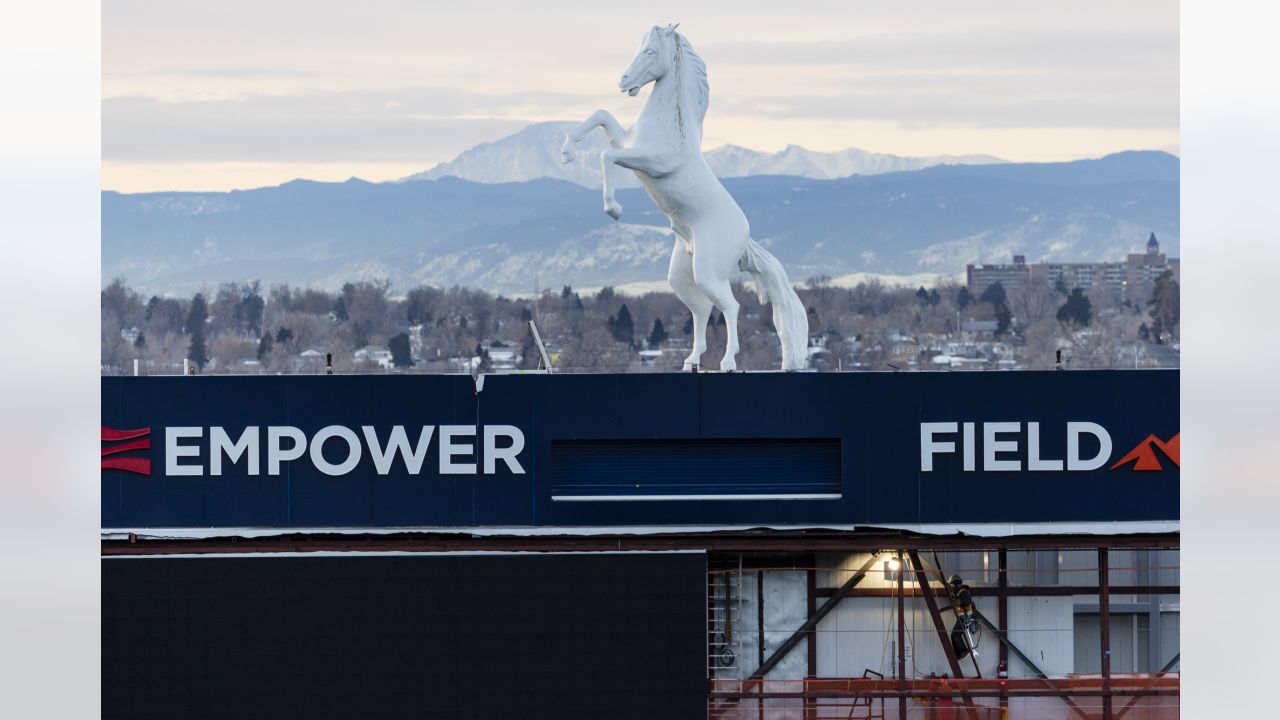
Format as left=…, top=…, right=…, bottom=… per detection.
left=398, top=121, right=1005, bottom=188
left=102, top=124, right=1179, bottom=297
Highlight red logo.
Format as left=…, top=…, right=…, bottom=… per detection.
left=1110, top=433, right=1180, bottom=471
left=102, top=426, right=151, bottom=475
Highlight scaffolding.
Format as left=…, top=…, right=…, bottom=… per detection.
left=706, top=540, right=1179, bottom=720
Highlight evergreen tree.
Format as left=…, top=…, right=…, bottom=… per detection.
left=333, top=296, right=349, bottom=322
left=186, top=293, right=209, bottom=369
left=928, top=289, right=941, bottom=306
left=597, top=286, right=615, bottom=303
left=241, top=288, right=264, bottom=334
left=1138, top=323, right=1150, bottom=341
left=275, top=326, right=294, bottom=345
left=133, top=332, right=146, bottom=350
left=993, top=298, right=1013, bottom=337
left=257, top=333, right=273, bottom=361
left=648, top=318, right=668, bottom=348
left=188, top=330, right=208, bottom=370
left=980, top=282, right=1006, bottom=305
left=1147, top=270, right=1180, bottom=342
left=915, top=286, right=930, bottom=303
left=1056, top=288, right=1093, bottom=327
left=388, top=332, right=414, bottom=368
left=185, top=293, right=208, bottom=334
left=607, top=304, right=634, bottom=344
left=519, top=306, right=532, bottom=322
left=956, top=287, right=976, bottom=310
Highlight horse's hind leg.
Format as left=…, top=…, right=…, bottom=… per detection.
left=668, top=242, right=713, bottom=371
left=694, top=279, right=741, bottom=372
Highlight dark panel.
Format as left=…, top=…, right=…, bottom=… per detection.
left=102, top=553, right=707, bottom=720
left=550, top=438, right=841, bottom=498
left=102, top=370, right=1179, bottom=528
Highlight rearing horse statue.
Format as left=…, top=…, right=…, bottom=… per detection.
left=560, top=24, right=808, bottom=371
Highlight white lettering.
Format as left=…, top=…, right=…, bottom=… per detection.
left=362, top=425, right=434, bottom=475
left=1067, top=422, right=1112, bottom=471
left=439, top=425, right=477, bottom=474
left=309, top=425, right=362, bottom=476
left=483, top=425, right=526, bottom=474
left=983, top=422, right=1021, bottom=471
left=1026, top=422, right=1064, bottom=471
left=166, top=427, right=203, bottom=476
left=267, top=426, right=307, bottom=475
left=920, top=422, right=957, bottom=471
left=210, top=426, right=259, bottom=476
left=962, top=422, right=975, bottom=471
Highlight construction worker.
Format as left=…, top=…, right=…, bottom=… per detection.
left=947, top=575, right=977, bottom=661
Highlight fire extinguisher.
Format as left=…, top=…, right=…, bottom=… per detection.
left=997, top=661, right=1009, bottom=694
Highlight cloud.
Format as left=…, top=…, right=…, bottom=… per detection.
left=717, top=87, right=1176, bottom=130
left=102, top=87, right=595, bottom=163
left=701, top=28, right=1177, bottom=72
left=695, top=29, right=1177, bottom=130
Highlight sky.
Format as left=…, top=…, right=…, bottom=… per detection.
left=103, top=0, right=1179, bottom=193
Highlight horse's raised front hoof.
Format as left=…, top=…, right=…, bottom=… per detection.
left=604, top=199, right=623, bottom=220
left=559, top=140, right=577, bottom=164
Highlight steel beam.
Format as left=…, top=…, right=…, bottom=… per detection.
left=998, top=548, right=1009, bottom=713
left=970, top=607, right=1091, bottom=720
left=815, top=584, right=1180, bottom=598
left=1100, top=548, right=1113, bottom=720
left=1113, top=652, right=1180, bottom=720
left=748, top=551, right=882, bottom=681
left=102, top=530, right=1181, bottom=555
left=907, top=551, right=982, bottom=720
left=896, top=551, right=906, bottom=720
left=912, top=550, right=1092, bottom=720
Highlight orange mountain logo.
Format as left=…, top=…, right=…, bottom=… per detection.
left=1110, top=433, right=1180, bottom=471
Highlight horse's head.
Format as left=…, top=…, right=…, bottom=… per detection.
left=619, top=23, right=680, bottom=97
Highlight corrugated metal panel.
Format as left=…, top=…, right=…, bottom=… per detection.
left=550, top=438, right=841, bottom=499
left=762, top=570, right=809, bottom=682
left=1008, top=596, right=1074, bottom=677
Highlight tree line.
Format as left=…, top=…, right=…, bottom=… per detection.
left=101, top=271, right=1179, bottom=375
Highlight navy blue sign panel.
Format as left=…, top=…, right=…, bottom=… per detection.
left=101, top=370, right=1179, bottom=529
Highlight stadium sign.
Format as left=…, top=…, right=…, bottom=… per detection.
left=102, top=371, right=1179, bottom=529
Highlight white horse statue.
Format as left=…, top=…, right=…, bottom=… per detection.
left=560, top=24, right=808, bottom=371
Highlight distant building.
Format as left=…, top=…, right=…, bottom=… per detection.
left=966, top=255, right=1029, bottom=294
left=966, top=233, right=1179, bottom=298
left=354, top=346, right=394, bottom=369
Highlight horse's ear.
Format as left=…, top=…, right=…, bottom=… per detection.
left=664, top=22, right=679, bottom=35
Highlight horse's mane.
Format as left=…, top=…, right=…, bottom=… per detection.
left=674, top=32, right=709, bottom=126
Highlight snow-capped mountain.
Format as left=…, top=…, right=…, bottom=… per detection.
left=398, top=121, right=1004, bottom=188
left=705, top=143, right=1004, bottom=180
left=104, top=151, right=1178, bottom=296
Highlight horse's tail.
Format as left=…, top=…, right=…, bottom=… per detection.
left=740, top=238, right=809, bottom=370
